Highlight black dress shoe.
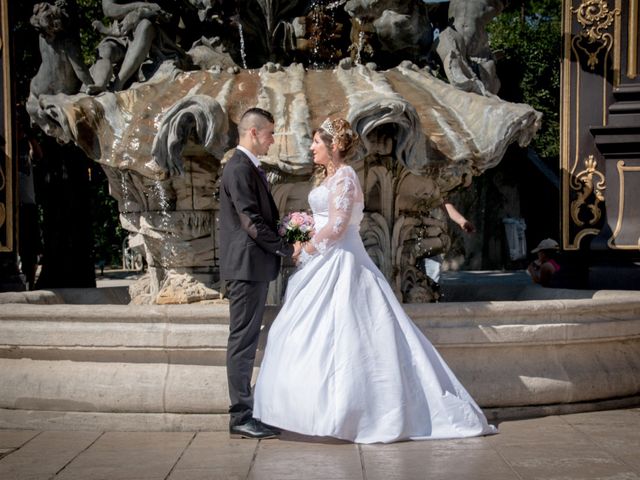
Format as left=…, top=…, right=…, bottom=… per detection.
left=229, top=419, right=278, bottom=439
left=262, top=423, right=282, bottom=435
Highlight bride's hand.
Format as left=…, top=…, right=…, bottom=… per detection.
left=303, top=242, right=317, bottom=255
left=295, top=242, right=317, bottom=267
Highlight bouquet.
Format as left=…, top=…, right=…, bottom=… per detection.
left=278, top=211, right=314, bottom=243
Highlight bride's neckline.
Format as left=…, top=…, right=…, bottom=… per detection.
left=323, top=164, right=349, bottom=182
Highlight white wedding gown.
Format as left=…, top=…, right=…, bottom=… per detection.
left=253, top=166, right=497, bottom=443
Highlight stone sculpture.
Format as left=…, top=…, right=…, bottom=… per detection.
left=27, top=0, right=541, bottom=304
left=344, top=0, right=434, bottom=68
left=27, top=0, right=95, bottom=137
left=90, top=0, right=195, bottom=92
left=435, top=0, right=504, bottom=96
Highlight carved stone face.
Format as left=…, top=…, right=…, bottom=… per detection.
left=30, top=3, right=66, bottom=42
left=345, top=0, right=433, bottom=64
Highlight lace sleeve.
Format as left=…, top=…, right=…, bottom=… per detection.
left=310, top=167, right=359, bottom=254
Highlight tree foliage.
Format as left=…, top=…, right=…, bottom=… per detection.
left=75, top=0, right=105, bottom=65
left=488, top=0, right=562, bottom=161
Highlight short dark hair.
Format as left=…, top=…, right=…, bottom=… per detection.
left=240, top=107, right=274, bottom=124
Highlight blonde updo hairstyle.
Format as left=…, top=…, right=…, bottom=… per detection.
left=318, top=118, right=359, bottom=160
left=313, top=117, right=359, bottom=183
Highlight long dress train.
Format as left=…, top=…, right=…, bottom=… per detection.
left=253, top=165, right=497, bottom=443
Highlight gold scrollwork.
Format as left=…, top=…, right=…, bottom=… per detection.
left=571, top=0, right=620, bottom=69
left=570, top=155, right=606, bottom=226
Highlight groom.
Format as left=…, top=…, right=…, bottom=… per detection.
left=218, top=107, right=300, bottom=439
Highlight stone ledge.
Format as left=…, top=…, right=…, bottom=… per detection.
left=1, top=296, right=639, bottom=352
left=0, top=409, right=229, bottom=432
left=0, top=303, right=233, bottom=324
left=0, top=359, right=234, bottom=414
left=0, top=347, right=228, bottom=364
left=0, top=294, right=639, bottom=426
left=0, top=291, right=64, bottom=305
left=2, top=396, right=639, bottom=432
left=484, top=395, right=640, bottom=422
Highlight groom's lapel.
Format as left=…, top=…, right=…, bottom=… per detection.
left=236, top=150, right=269, bottom=192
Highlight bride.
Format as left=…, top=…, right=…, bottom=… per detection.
left=253, top=117, right=497, bottom=443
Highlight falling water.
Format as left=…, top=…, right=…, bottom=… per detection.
left=120, top=170, right=131, bottom=212
left=309, top=2, right=321, bottom=69
left=152, top=180, right=177, bottom=269
left=308, top=1, right=353, bottom=68
left=327, top=0, right=339, bottom=65
left=238, top=22, right=248, bottom=70
left=355, top=30, right=365, bottom=65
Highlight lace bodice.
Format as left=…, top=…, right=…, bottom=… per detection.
left=308, top=166, right=364, bottom=254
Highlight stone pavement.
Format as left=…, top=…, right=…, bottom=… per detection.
left=0, top=408, right=639, bottom=480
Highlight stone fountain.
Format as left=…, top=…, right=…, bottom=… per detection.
left=26, top=0, right=540, bottom=304
left=1, top=0, right=638, bottom=431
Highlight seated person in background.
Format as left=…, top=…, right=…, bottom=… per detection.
left=527, top=238, right=560, bottom=287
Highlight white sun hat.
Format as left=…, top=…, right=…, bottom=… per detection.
left=531, top=238, right=559, bottom=253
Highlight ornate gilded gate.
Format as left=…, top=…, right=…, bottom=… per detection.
left=561, top=0, right=640, bottom=253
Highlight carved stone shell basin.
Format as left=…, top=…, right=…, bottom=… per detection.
left=37, top=62, right=541, bottom=187
left=32, top=62, right=541, bottom=303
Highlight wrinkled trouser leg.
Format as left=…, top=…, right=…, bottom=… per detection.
left=226, top=279, right=269, bottom=427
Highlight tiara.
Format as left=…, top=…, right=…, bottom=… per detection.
left=320, top=117, right=337, bottom=140
left=320, top=118, right=355, bottom=144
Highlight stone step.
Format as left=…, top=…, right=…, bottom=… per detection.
left=1, top=294, right=639, bottom=431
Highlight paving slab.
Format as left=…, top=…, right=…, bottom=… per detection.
left=486, top=414, right=594, bottom=447
left=362, top=438, right=516, bottom=480
left=167, top=432, right=257, bottom=480
left=248, top=433, right=362, bottom=480
left=0, top=430, right=41, bottom=462
left=495, top=443, right=639, bottom=480
left=0, top=431, right=101, bottom=480
left=0, top=408, right=639, bottom=480
left=55, top=432, right=194, bottom=480
left=0, top=430, right=41, bottom=449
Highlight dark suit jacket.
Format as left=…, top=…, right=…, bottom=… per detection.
left=218, top=149, right=293, bottom=282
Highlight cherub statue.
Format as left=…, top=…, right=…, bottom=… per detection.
left=27, top=1, right=95, bottom=132
left=28, top=0, right=94, bottom=97
left=90, top=0, right=177, bottom=91
left=435, top=0, right=504, bottom=96
left=345, top=0, right=433, bottom=68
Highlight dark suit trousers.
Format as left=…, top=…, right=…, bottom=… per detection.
left=226, top=279, right=269, bottom=427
